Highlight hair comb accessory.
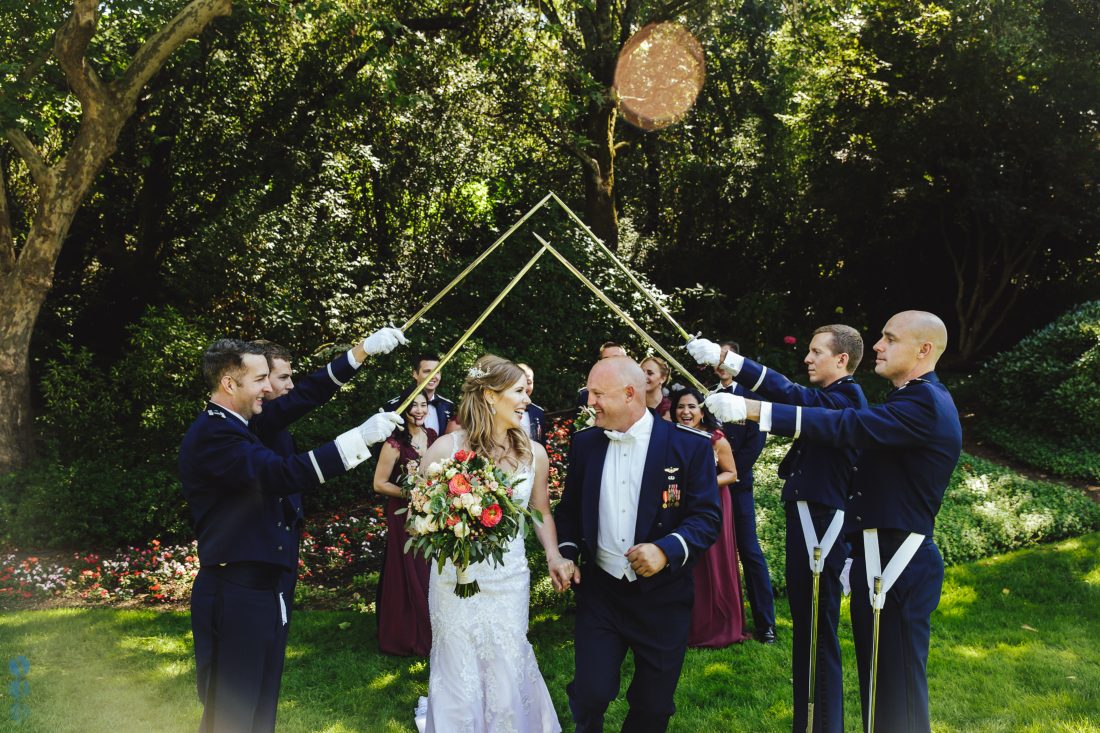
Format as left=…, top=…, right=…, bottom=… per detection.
left=467, top=365, right=490, bottom=380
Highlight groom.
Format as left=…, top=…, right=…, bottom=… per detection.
left=555, top=356, right=721, bottom=733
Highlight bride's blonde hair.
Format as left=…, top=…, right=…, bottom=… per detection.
left=456, top=354, right=533, bottom=469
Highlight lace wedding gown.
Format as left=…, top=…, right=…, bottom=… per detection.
left=415, top=435, right=561, bottom=733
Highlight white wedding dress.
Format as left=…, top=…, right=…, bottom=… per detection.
left=415, top=435, right=561, bottom=733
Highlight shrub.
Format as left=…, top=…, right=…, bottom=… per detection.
left=970, top=301, right=1100, bottom=482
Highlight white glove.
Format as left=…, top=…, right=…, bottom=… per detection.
left=840, top=557, right=853, bottom=597
left=704, top=392, right=747, bottom=424
left=686, top=337, right=743, bottom=375
left=685, top=337, right=722, bottom=366
left=359, top=412, right=404, bottom=445
left=361, top=327, right=409, bottom=356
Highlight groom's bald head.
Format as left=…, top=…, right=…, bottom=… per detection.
left=587, top=356, right=647, bottom=431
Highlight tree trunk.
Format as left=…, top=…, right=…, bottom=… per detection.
left=0, top=272, right=38, bottom=474
left=582, top=102, right=620, bottom=248
left=0, top=0, right=232, bottom=475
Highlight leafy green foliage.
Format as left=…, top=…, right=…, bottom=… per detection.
left=753, top=441, right=1100, bottom=594
left=970, top=301, right=1100, bottom=482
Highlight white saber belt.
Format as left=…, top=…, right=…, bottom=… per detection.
left=863, top=529, right=924, bottom=610
left=797, top=501, right=845, bottom=573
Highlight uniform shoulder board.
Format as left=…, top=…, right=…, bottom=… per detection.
left=206, top=408, right=227, bottom=419
left=675, top=423, right=712, bottom=439
left=574, top=423, right=599, bottom=433
left=529, top=402, right=544, bottom=411
left=899, top=377, right=930, bottom=391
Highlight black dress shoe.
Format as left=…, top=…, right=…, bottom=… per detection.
left=755, top=626, right=777, bottom=644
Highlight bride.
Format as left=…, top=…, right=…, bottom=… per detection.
left=414, top=355, right=574, bottom=733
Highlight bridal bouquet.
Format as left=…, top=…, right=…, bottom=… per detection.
left=401, top=449, right=540, bottom=597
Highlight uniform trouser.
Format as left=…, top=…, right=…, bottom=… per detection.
left=785, top=502, right=847, bottom=733
left=191, top=569, right=286, bottom=733
left=250, top=570, right=296, bottom=732
left=568, top=565, right=692, bottom=733
left=730, top=487, right=776, bottom=630
left=849, top=536, right=943, bottom=733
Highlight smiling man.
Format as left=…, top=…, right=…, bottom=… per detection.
left=179, top=338, right=403, bottom=733
left=703, top=312, right=962, bottom=733
left=555, top=355, right=720, bottom=733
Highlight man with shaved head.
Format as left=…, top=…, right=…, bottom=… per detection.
left=705, top=311, right=962, bottom=733
left=555, top=356, right=721, bottom=733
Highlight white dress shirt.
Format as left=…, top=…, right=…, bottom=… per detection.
left=423, top=395, right=440, bottom=434
left=597, top=409, right=655, bottom=580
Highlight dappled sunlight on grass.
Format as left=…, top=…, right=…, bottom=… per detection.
left=937, top=581, right=979, bottom=617
left=369, top=670, right=401, bottom=691
left=700, top=661, right=735, bottom=680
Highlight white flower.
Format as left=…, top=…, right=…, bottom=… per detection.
left=427, top=462, right=442, bottom=477
left=453, top=521, right=470, bottom=538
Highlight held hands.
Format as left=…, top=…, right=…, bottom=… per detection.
left=626, top=543, right=668, bottom=577
left=548, top=557, right=580, bottom=593
left=359, top=412, right=404, bottom=445
left=703, top=392, right=747, bottom=424
left=362, top=326, right=409, bottom=356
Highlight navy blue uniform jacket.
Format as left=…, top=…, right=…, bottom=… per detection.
left=179, top=403, right=361, bottom=569
left=768, top=373, right=961, bottom=535
left=734, top=359, right=867, bottom=509
left=555, top=414, right=722, bottom=594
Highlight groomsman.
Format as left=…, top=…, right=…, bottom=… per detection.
left=690, top=325, right=867, bottom=732
left=556, top=356, right=721, bottom=733
left=180, top=338, right=403, bottom=733
left=245, top=328, right=404, bottom=729
left=517, top=362, right=547, bottom=444
left=712, top=340, right=776, bottom=643
left=384, top=352, right=455, bottom=434
left=704, top=311, right=962, bottom=733
left=576, top=341, right=629, bottom=410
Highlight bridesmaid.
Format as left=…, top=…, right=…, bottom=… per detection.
left=672, top=386, right=750, bottom=648
left=640, top=355, right=673, bottom=420
left=372, top=389, right=436, bottom=656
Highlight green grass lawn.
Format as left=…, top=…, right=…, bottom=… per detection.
left=2, top=533, right=1098, bottom=732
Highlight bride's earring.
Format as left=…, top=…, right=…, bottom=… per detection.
left=488, top=402, right=496, bottom=415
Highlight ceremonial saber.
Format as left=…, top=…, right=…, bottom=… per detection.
left=806, top=545, right=822, bottom=733
left=394, top=245, right=549, bottom=415
left=533, top=233, right=707, bottom=394
left=399, top=193, right=554, bottom=332
left=548, top=191, right=693, bottom=342
left=867, top=575, right=884, bottom=733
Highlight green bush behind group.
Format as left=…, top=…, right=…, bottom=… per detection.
left=2, top=300, right=1098, bottom=599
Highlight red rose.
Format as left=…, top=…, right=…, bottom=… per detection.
left=448, top=474, right=473, bottom=495
left=446, top=515, right=461, bottom=527
left=480, top=504, right=503, bottom=528
left=453, top=449, right=476, bottom=463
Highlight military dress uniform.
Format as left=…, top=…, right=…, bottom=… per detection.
left=523, top=402, right=547, bottom=444
left=713, top=381, right=776, bottom=639
left=763, top=373, right=961, bottom=733
left=180, top=398, right=371, bottom=733
left=731, top=360, right=866, bottom=732
left=246, top=350, right=364, bottom=730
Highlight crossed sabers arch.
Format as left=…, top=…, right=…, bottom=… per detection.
left=393, top=192, right=706, bottom=415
